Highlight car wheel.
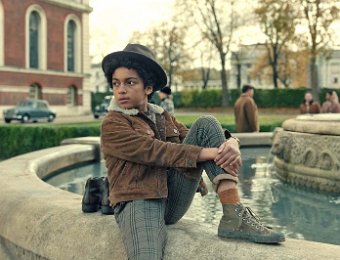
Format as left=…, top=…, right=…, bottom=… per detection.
left=47, top=114, right=55, bottom=122
left=21, top=115, right=30, bottom=123
left=94, top=114, right=99, bottom=119
left=4, top=119, right=11, bottom=123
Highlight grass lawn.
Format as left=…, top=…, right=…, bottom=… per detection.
left=174, top=107, right=299, bottom=129
left=50, top=107, right=300, bottom=130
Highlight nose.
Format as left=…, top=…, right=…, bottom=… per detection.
left=114, top=83, right=127, bottom=94
left=117, top=86, right=127, bottom=94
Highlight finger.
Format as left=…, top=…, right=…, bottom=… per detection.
left=217, top=142, right=227, bottom=153
left=220, top=161, right=237, bottom=172
left=229, top=157, right=242, bottom=167
left=223, top=168, right=238, bottom=177
left=217, top=153, right=238, bottom=166
left=216, top=156, right=234, bottom=167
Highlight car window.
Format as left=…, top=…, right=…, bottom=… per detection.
left=38, top=102, right=47, bottom=109
left=18, top=100, right=32, bottom=107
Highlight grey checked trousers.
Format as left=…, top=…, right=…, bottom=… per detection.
left=113, top=116, right=230, bottom=260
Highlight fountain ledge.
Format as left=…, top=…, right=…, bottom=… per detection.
left=0, top=135, right=339, bottom=259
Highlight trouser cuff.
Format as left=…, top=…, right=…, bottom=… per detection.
left=212, top=174, right=239, bottom=191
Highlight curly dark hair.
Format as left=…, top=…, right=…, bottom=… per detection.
left=104, top=57, right=157, bottom=99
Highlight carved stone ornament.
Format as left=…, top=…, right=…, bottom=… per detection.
left=271, top=116, right=340, bottom=193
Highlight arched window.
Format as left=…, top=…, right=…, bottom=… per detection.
left=29, top=11, right=40, bottom=68
left=67, top=20, right=76, bottom=72
left=0, top=0, right=4, bottom=66
left=64, top=15, right=81, bottom=73
left=25, top=5, right=47, bottom=69
left=67, top=86, right=77, bottom=106
left=29, top=84, right=42, bottom=100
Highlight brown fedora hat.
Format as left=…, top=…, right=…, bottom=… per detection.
left=102, top=44, right=167, bottom=91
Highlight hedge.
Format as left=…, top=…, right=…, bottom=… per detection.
left=0, top=124, right=101, bottom=160
left=170, top=88, right=338, bottom=108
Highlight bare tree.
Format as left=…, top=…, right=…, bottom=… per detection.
left=296, top=0, right=339, bottom=101
left=255, top=0, right=298, bottom=88
left=176, top=0, right=241, bottom=106
left=198, top=0, right=237, bottom=106
left=130, top=21, right=189, bottom=90
left=198, top=42, right=214, bottom=89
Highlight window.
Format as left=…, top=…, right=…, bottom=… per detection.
left=334, top=77, right=338, bottom=84
left=29, top=84, right=42, bottom=100
left=67, top=86, right=77, bottom=106
left=29, top=11, right=40, bottom=68
left=25, top=5, right=47, bottom=69
left=64, top=15, right=81, bottom=72
left=0, top=0, right=4, bottom=66
left=67, top=20, right=76, bottom=72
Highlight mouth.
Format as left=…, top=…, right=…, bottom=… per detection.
left=118, top=98, right=129, bottom=104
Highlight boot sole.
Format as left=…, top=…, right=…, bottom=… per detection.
left=101, top=205, right=114, bottom=215
left=82, top=204, right=99, bottom=213
left=218, top=228, right=285, bottom=244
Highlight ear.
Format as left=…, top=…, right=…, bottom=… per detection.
left=145, top=86, right=153, bottom=95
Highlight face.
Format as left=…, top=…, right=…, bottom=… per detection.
left=111, top=67, right=153, bottom=111
left=305, top=93, right=312, bottom=102
left=249, top=89, right=254, bottom=97
left=159, top=92, right=166, bottom=99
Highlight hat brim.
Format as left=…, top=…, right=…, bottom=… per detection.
left=102, top=51, right=167, bottom=92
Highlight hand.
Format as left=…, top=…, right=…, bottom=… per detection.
left=214, top=139, right=242, bottom=176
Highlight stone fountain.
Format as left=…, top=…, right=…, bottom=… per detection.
left=271, top=114, right=340, bottom=193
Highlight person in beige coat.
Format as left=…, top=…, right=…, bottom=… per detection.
left=234, top=85, right=259, bottom=133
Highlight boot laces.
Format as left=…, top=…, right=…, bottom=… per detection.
left=242, top=206, right=265, bottom=231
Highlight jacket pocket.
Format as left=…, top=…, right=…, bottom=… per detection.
left=165, top=126, right=180, bottom=143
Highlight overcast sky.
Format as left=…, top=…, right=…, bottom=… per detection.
left=88, top=0, right=340, bottom=65
left=89, top=0, right=174, bottom=63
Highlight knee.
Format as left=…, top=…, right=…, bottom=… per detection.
left=195, top=115, right=220, bottom=127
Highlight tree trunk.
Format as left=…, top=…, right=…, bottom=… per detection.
left=272, top=47, right=279, bottom=88
left=272, top=63, right=279, bottom=89
left=236, top=63, right=241, bottom=92
left=220, top=54, right=229, bottom=107
left=309, top=56, right=319, bottom=102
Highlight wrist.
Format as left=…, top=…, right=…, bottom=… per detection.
left=198, top=147, right=218, bottom=161
left=224, top=129, right=240, bottom=147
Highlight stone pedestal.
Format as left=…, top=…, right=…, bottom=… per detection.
left=271, top=114, right=340, bottom=193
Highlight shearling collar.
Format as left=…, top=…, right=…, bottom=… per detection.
left=107, top=97, right=164, bottom=116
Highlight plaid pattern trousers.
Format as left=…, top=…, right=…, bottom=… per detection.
left=113, top=115, right=228, bottom=260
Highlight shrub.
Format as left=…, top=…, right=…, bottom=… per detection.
left=0, top=125, right=100, bottom=160
left=173, top=87, right=310, bottom=108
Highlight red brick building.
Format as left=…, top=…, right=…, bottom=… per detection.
left=0, top=0, right=92, bottom=116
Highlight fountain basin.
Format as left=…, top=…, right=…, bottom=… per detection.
left=0, top=136, right=340, bottom=259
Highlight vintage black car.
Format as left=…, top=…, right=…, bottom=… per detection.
left=3, top=99, right=56, bottom=123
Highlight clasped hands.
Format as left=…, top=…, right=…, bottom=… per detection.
left=214, top=138, right=242, bottom=177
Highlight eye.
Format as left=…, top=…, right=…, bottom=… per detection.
left=112, top=81, right=120, bottom=88
left=127, top=80, right=137, bottom=86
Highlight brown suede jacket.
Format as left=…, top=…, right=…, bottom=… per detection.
left=100, top=101, right=202, bottom=206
